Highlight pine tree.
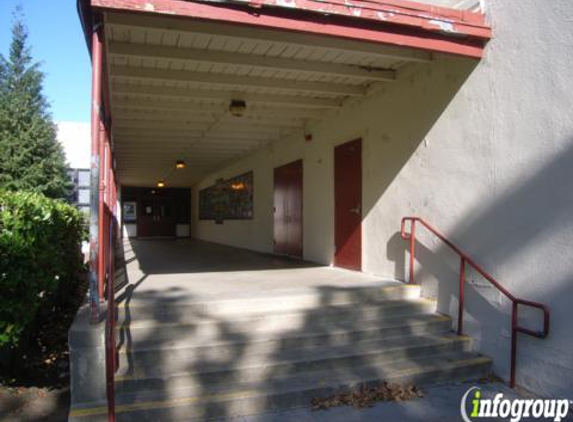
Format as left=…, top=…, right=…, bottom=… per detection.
left=0, top=8, right=71, bottom=200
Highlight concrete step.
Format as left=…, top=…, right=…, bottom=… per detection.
left=113, top=312, right=451, bottom=350
left=117, top=296, right=435, bottom=327
left=114, top=332, right=473, bottom=384
left=117, top=283, right=422, bottom=321
left=69, top=351, right=491, bottom=421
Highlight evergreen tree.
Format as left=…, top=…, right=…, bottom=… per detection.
left=0, top=8, right=71, bottom=200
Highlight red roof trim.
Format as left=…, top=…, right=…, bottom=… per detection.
left=91, top=0, right=491, bottom=58
left=241, top=0, right=490, bottom=39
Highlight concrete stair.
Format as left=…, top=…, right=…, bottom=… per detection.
left=69, top=283, right=491, bottom=421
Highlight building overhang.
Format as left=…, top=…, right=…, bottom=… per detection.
left=78, top=0, right=491, bottom=187
left=84, top=0, right=491, bottom=59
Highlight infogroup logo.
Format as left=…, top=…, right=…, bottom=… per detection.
left=461, top=387, right=571, bottom=422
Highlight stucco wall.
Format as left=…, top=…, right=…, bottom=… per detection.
left=192, top=0, right=573, bottom=397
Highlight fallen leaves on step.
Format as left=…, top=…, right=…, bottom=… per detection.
left=311, top=382, right=424, bottom=410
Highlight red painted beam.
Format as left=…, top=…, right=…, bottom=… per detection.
left=91, top=0, right=490, bottom=58
left=244, top=0, right=490, bottom=39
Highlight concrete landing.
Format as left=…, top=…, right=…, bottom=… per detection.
left=118, top=238, right=398, bottom=304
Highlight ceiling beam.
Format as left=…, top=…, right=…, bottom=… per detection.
left=112, top=111, right=303, bottom=128
left=117, top=158, right=231, bottom=164
left=112, top=83, right=342, bottom=109
left=115, top=141, right=262, bottom=150
left=116, top=150, right=245, bottom=156
left=117, top=157, right=229, bottom=163
left=115, top=136, right=265, bottom=146
left=112, top=98, right=327, bottom=119
left=113, top=98, right=224, bottom=114
left=113, top=128, right=278, bottom=141
left=109, top=42, right=396, bottom=82
left=113, top=109, right=319, bottom=124
left=113, top=119, right=285, bottom=135
left=105, top=13, right=433, bottom=63
left=114, top=119, right=210, bottom=131
left=110, top=66, right=366, bottom=97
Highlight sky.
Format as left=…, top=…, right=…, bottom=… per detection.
left=0, top=0, right=91, bottom=123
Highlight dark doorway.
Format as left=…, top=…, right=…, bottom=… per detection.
left=274, top=160, right=303, bottom=259
left=334, top=139, right=362, bottom=271
left=139, top=197, right=175, bottom=237
left=122, top=187, right=191, bottom=238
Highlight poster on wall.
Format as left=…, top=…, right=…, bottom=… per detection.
left=211, top=178, right=229, bottom=224
left=123, top=201, right=137, bottom=222
left=227, top=172, right=254, bottom=219
left=199, top=187, right=213, bottom=220
left=198, top=171, right=254, bottom=221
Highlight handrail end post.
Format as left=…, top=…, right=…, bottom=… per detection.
left=408, top=219, right=416, bottom=284
left=458, top=257, right=465, bottom=335
left=510, top=302, right=518, bottom=388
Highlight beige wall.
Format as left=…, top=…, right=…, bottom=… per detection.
left=192, top=55, right=476, bottom=266
left=192, top=0, right=573, bottom=398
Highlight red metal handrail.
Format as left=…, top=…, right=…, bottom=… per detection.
left=400, top=217, right=550, bottom=388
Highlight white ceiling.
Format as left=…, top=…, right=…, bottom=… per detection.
left=104, top=12, right=435, bottom=187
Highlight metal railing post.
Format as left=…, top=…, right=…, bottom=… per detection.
left=409, top=219, right=416, bottom=284
left=510, top=302, right=518, bottom=388
left=458, top=257, right=466, bottom=335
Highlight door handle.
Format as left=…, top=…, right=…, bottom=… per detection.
left=350, top=205, right=361, bottom=215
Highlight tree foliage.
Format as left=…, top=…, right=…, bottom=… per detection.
left=0, top=9, right=71, bottom=200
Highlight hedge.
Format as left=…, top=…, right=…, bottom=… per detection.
left=0, top=191, right=87, bottom=348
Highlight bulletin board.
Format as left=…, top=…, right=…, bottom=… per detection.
left=199, top=172, right=253, bottom=221
left=198, top=187, right=213, bottom=220
left=227, top=172, right=254, bottom=220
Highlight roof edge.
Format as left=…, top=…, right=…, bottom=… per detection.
left=88, top=0, right=491, bottom=58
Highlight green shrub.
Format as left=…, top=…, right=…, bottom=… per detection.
left=0, top=191, right=87, bottom=348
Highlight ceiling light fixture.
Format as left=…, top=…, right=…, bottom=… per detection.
left=229, top=99, right=247, bottom=117
left=175, top=160, right=186, bottom=169
left=157, top=180, right=166, bottom=188
left=230, top=182, right=246, bottom=191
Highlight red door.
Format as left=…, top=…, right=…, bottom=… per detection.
left=138, top=198, right=175, bottom=237
left=274, top=160, right=303, bottom=258
left=334, top=139, right=362, bottom=271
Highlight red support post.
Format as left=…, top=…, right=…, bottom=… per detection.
left=409, top=220, right=416, bottom=284
left=510, top=302, right=518, bottom=388
left=105, top=140, right=111, bottom=278
left=98, top=122, right=106, bottom=299
left=458, top=257, right=466, bottom=335
left=89, top=22, right=104, bottom=323
left=106, top=213, right=116, bottom=422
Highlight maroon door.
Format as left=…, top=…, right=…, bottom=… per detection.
left=138, top=198, right=175, bottom=237
left=334, top=139, right=362, bottom=271
left=274, top=160, right=303, bottom=258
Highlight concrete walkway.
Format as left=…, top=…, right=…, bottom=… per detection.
left=118, top=238, right=398, bottom=304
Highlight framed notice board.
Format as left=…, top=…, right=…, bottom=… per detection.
left=227, top=172, right=254, bottom=220
left=199, top=171, right=254, bottom=221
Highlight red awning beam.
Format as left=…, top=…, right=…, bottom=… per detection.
left=90, top=0, right=491, bottom=58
